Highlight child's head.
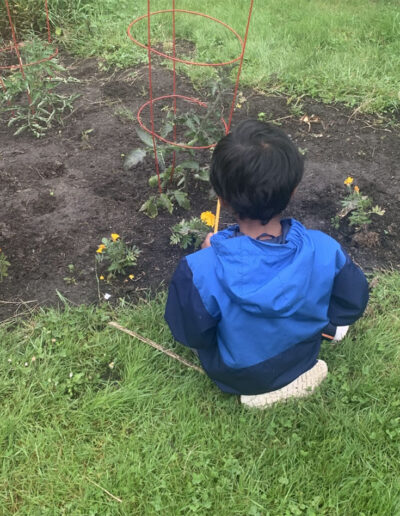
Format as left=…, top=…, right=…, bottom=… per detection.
left=210, top=119, right=304, bottom=224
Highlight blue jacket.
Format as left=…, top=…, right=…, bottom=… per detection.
left=165, top=219, right=369, bottom=395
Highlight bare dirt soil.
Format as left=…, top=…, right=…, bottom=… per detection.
left=1, top=56, right=399, bottom=321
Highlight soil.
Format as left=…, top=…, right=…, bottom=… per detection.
left=1, top=56, right=399, bottom=322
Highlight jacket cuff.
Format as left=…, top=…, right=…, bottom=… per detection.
left=321, top=322, right=336, bottom=341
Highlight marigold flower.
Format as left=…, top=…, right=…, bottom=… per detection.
left=111, top=233, right=120, bottom=242
left=200, top=211, right=216, bottom=227
left=344, top=176, right=354, bottom=185
left=99, top=275, right=104, bottom=280
left=129, top=274, right=134, bottom=280
left=354, top=185, right=360, bottom=193
left=96, top=244, right=106, bottom=254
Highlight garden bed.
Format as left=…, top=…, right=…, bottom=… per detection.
left=1, top=56, right=399, bottom=321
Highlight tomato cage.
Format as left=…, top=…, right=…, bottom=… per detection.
left=0, top=0, right=58, bottom=110
left=127, top=1, right=254, bottom=195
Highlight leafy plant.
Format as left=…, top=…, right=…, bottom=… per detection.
left=163, top=68, right=230, bottom=148
left=0, top=249, right=10, bottom=281
left=123, top=69, right=229, bottom=218
left=0, top=37, right=79, bottom=137
left=170, top=212, right=215, bottom=249
left=63, top=264, right=77, bottom=285
left=334, top=177, right=385, bottom=231
left=95, top=233, right=140, bottom=277
left=125, top=128, right=209, bottom=218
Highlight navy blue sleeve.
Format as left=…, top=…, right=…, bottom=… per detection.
left=327, top=250, right=369, bottom=326
left=164, top=258, right=220, bottom=349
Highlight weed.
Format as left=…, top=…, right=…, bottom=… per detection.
left=287, top=96, right=304, bottom=117
left=114, top=106, right=135, bottom=123
left=80, top=128, right=94, bottom=149
left=0, top=37, right=79, bottom=137
left=63, top=264, right=77, bottom=285
left=95, top=233, right=140, bottom=277
left=0, top=249, right=10, bottom=281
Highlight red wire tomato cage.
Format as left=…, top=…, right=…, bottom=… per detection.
left=0, top=0, right=58, bottom=110
left=127, top=1, right=254, bottom=191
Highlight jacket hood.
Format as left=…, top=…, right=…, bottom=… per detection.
left=210, top=219, right=315, bottom=317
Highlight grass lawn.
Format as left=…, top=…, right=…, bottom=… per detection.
left=51, top=0, right=400, bottom=114
left=1, top=273, right=400, bottom=514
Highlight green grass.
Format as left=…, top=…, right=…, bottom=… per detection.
left=41, top=0, right=400, bottom=114
left=1, top=273, right=400, bottom=514
left=2, top=1, right=399, bottom=112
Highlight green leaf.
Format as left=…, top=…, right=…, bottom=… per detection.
left=148, top=174, right=160, bottom=188
left=123, top=148, right=147, bottom=171
left=158, top=193, right=174, bottom=214
left=160, top=121, right=174, bottom=138
left=194, top=167, right=210, bottom=182
left=139, top=197, right=158, bottom=218
left=180, top=161, right=200, bottom=171
left=173, top=190, right=190, bottom=210
left=135, top=127, right=154, bottom=147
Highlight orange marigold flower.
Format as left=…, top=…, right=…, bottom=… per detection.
left=344, top=176, right=354, bottom=185
left=354, top=185, right=360, bottom=193
left=200, top=211, right=216, bottom=227
left=111, top=233, right=120, bottom=242
left=96, top=244, right=106, bottom=254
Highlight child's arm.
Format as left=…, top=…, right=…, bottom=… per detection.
left=322, top=250, right=369, bottom=341
left=164, top=257, right=220, bottom=349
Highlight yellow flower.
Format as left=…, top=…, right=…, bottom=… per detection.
left=354, top=185, right=360, bottom=193
left=344, top=176, right=354, bottom=185
left=200, top=211, right=216, bottom=227
left=99, top=275, right=104, bottom=280
left=96, top=244, right=106, bottom=254
left=111, top=233, right=120, bottom=242
left=129, top=274, right=134, bottom=280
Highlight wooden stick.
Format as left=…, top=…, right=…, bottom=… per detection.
left=108, top=322, right=205, bottom=374
left=85, top=477, right=122, bottom=503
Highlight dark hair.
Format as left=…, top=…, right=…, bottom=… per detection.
left=210, top=119, right=304, bottom=224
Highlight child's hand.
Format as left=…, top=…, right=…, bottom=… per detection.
left=201, top=232, right=214, bottom=249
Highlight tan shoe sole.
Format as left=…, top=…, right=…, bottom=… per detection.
left=240, top=359, right=328, bottom=409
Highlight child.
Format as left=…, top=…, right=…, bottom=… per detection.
left=165, top=120, right=369, bottom=408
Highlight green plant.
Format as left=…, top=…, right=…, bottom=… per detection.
left=95, top=233, right=140, bottom=277
left=123, top=70, right=229, bottom=219
left=141, top=161, right=210, bottom=218
left=170, top=211, right=215, bottom=249
left=165, top=69, right=230, bottom=148
left=287, top=96, right=304, bottom=117
left=0, top=37, right=79, bottom=137
left=63, top=264, right=77, bottom=285
left=335, top=177, right=385, bottom=231
left=0, top=249, right=10, bottom=281
left=124, top=128, right=209, bottom=218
